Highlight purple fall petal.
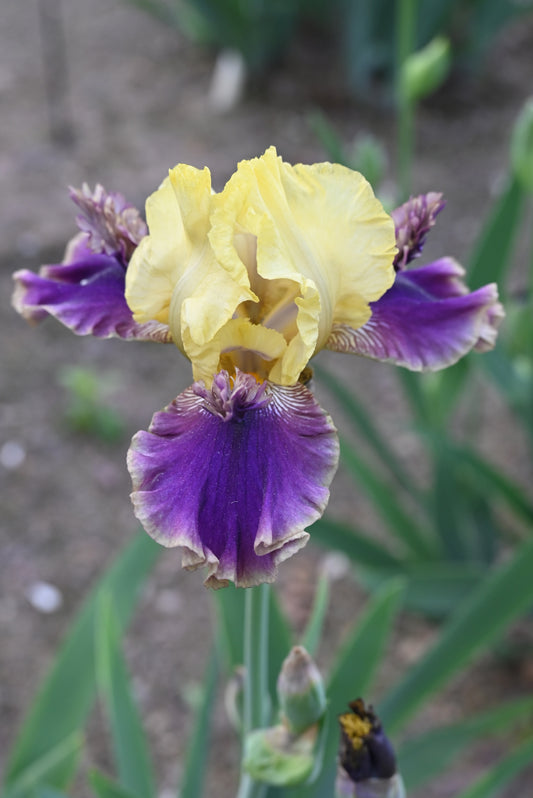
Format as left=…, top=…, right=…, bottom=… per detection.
left=327, top=257, right=504, bottom=371
left=128, top=370, right=339, bottom=588
left=12, top=234, right=171, bottom=342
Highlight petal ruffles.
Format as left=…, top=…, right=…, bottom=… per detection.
left=128, top=370, right=339, bottom=588
left=13, top=235, right=171, bottom=342
left=125, top=147, right=396, bottom=387
left=210, top=147, right=396, bottom=385
left=326, top=257, right=504, bottom=371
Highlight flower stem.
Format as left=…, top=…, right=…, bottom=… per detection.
left=396, top=0, right=417, bottom=202
left=237, top=584, right=270, bottom=798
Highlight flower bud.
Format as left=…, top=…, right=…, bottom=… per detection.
left=402, top=36, right=451, bottom=104
left=277, top=646, right=327, bottom=735
left=511, top=97, right=533, bottom=192
left=243, top=724, right=315, bottom=787
left=335, top=699, right=402, bottom=798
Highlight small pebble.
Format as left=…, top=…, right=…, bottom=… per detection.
left=321, top=551, right=351, bottom=581
left=155, top=589, right=182, bottom=615
left=208, top=49, right=246, bottom=113
left=26, top=581, right=63, bottom=614
left=1, top=440, right=26, bottom=470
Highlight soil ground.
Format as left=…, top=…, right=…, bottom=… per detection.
left=2, top=2, right=533, bottom=796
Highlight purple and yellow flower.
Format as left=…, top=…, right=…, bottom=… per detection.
left=12, top=147, right=502, bottom=588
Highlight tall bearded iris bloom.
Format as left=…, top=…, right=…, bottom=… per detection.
left=12, top=148, right=503, bottom=588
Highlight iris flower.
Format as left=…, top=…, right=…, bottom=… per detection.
left=12, top=148, right=502, bottom=588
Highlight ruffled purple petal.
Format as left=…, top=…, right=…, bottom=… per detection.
left=69, top=183, right=147, bottom=261
left=12, top=234, right=171, bottom=342
left=392, top=192, right=446, bottom=269
left=128, top=370, right=339, bottom=588
left=327, top=257, right=504, bottom=371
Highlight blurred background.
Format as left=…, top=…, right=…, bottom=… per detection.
left=2, top=1, right=533, bottom=796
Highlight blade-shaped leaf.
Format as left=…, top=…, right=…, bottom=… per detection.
left=310, top=517, right=403, bottom=571
left=467, top=174, right=525, bottom=294
left=359, top=561, right=485, bottom=619
left=179, top=648, right=218, bottom=798
left=300, top=575, right=329, bottom=657
left=340, top=438, right=433, bottom=558
left=429, top=436, right=500, bottom=565
left=95, top=593, right=155, bottom=798
left=1, top=733, right=82, bottom=798
left=457, top=443, right=533, bottom=526
left=327, top=578, right=405, bottom=719
left=422, top=357, right=472, bottom=427
left=314, top=364, right=417, bottom=497
left=397, top=369, right=432, bottom=428
left=481, top=348, right=533, bottom=446
left=399, top=695, right=533, bottom=790
left=432, top=441, right=471, bottom=561
left=379, top=536, right=533, bottom=733
left=89, top=770, right=143, bottom=798
left=4, top=533, right=161, bottom=791
left=454, top=735, right=533, bottom=798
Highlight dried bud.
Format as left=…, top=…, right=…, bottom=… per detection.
left=336, top=699, right=397, bottom=795
left=277, top=646, right=326, bottom=735
left=69, top=183, right=147, bottom=262
left=391, top=192, right=445, bottom=269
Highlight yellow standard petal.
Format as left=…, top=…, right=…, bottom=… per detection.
left=126, top=148, right=396, bottom=387
left=208, top=147, right=397, bottom=385
left=125, top=163, right=256, bottom=368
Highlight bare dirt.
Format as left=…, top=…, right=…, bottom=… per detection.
left=2, top=2, right=533, bottom=796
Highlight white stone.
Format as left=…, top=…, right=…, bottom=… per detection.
left=208, top=50, right=246, bottom=113
left=1, top=440, right=26, bottom=469
left=26, top=581, right=63, bottom=613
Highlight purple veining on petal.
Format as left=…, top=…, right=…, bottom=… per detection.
left=326, top=257, right=504, bottom=371
left=12, top=234, right=171, bottom=342
left=392, top=192, right=446, bottom=269
left=69, top=183, right=147, bottom=261
left=128, top=371, right=339, bottom=588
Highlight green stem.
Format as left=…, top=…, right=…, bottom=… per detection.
left=527, top=203, right=533, bottom=443
left=237, top=584, right=270, bottom=798
left=396, top=0, right=417, bottom=202
left=529, top=198, right=533, bottom=311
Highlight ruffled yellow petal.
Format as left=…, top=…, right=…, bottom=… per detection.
left=126, top=163, right=256, bottom=358
left=126, top=148, right=396, bottom=387
left=209, top=147, right=396, bottom=384
left=184, top=318, right=288, bottom=385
